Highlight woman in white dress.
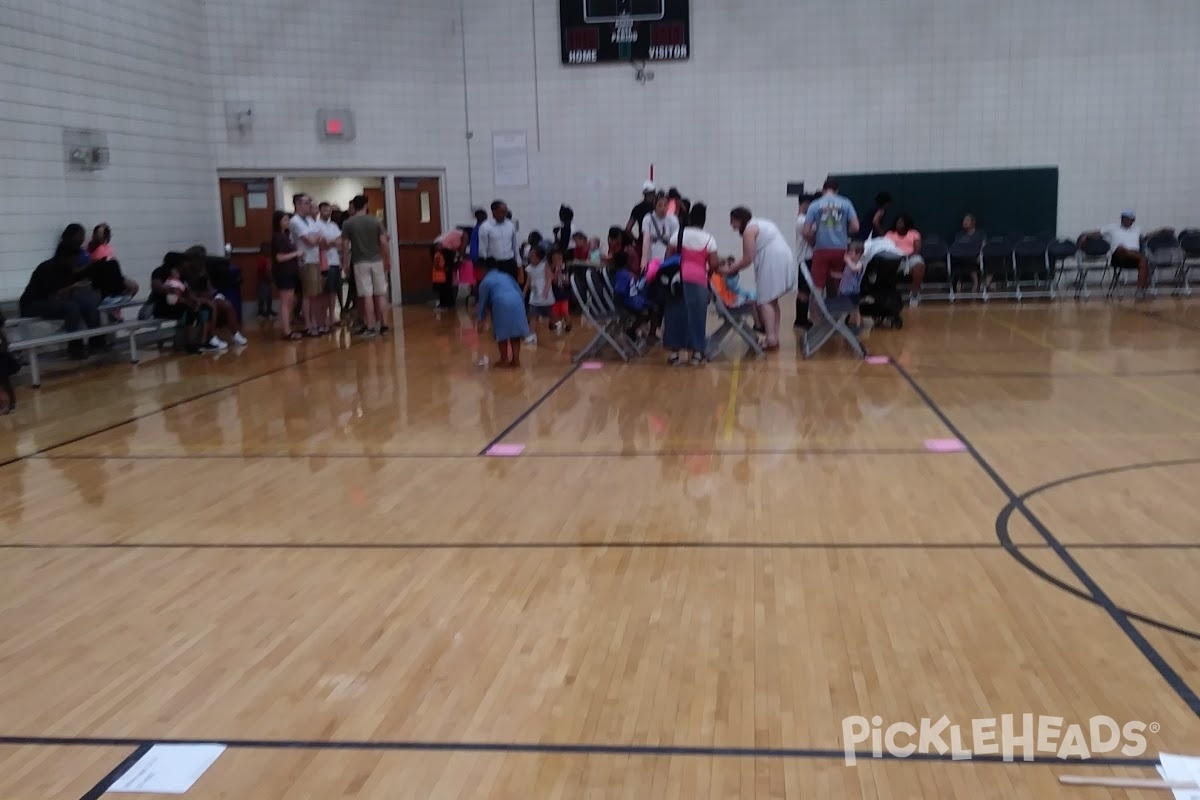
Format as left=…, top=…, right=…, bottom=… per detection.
left=723, top=207, right=796, bottom=351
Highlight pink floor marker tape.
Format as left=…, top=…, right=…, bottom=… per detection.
left=486, top=443, right=525, bottom=457
left=924, top=438, right=967, bottom=453
left=865, top=355, right=891, bottom=365
left=580, top=361, right=604, bottom=370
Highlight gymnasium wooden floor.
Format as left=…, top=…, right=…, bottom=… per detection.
left=1, top=299, right=1199, bottom=798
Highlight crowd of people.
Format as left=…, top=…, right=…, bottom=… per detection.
left=4, top=181, right=1167, bottom=403
left=461, top=179, right=867, bottom=366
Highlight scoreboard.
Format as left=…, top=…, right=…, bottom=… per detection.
left=560, top=0, right=690, bottom=65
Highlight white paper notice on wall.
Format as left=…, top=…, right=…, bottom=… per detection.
left=247, top=192, right=268, bottom=209
left=109, top=744, right=226, bottom=794
left=492, top=131, right=529, bottom=188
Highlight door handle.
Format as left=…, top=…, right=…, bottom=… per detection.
left=398, top=240, right=437, bottom=247
left=229, top=247, right=260, bottom=255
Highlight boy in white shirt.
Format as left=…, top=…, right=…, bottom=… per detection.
left=640, top=192, right=679, bottom=270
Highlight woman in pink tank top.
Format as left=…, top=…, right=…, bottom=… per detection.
left=663, top=203, right=719, bottom=366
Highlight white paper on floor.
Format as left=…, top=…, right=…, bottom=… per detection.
left=109, top=744, right=226, bottom=794
left=1158, top=753, right=1200, bottom=800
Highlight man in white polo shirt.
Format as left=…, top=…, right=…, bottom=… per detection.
left=290, top=193, right=324, bottom=333
left=1089, top=209, right=1148, bottom=300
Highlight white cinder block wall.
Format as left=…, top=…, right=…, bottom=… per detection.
left=0, top=0, right=220, bottom=298
left=206, top=0, right=1200, bottom=260
left=4, top=0, right=1198, bottom=294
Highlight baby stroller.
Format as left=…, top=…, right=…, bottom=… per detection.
left=858, top=254, right=905, bottom=329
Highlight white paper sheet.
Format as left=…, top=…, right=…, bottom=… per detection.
left=492, top=131, right=528, bottom=188
left=247, top=192, right=268, bottom=209
left=1159, top=753, right=1200, bottom=800
left=109, top=744, right=226, bottom=794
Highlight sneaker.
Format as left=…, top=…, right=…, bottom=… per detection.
left=358, top=328, right=378, bottom=338
left=689, top=353, right=706, bottom=367
left=524, top=333, right=537, bottom=344
left=208, top=336, right=229, bottom=351
left=232, top=332, right=248, bottom=346
left=1135, top=289, right=1148, bottom=301
left=909, top=294, right=921, bottom=308
left=379, top=325, right=390, bottom=335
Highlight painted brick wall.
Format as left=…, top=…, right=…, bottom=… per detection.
left=0, top=0, right=220, bottom=298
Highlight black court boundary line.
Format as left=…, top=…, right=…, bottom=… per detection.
left=893, top=362, right=1200, bottom=717
left=0, top=734, right=1160, bottom=767
left=77, top=742, right=150, bottom=800
left=28, top=446, right=942, bottom=461
left=0, top=342, right=358, bottom=471
left=999, top=458, right=1200, bottom=643
left=477, top=363, right=581, bottom=455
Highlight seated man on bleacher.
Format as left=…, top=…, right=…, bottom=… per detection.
left=18, top=244, right=105, bottom=360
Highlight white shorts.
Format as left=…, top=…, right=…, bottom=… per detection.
left=354, top=260, right=387, bottom=297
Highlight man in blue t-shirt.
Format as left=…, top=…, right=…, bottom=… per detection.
left=803, top=178, right=859, bottom=294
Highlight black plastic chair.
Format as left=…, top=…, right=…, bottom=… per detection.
left=1144, top=229, right=1180, bottom=294
left=980, top=237, right=1014, bottom=297
left=1074, top=235, right=1111, bottom=299
left=1013, top=237, right=1051, bottom=296
left=1047, top=239, right=1078, bottom=295
left=948, top=240, right=983, bottom=295
left=919, top=236, right=951, bottom=299
left=1178, top=233, right=1200, bottom=296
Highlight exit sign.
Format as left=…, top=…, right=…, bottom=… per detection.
left=317, top=108, right=355, bottom=142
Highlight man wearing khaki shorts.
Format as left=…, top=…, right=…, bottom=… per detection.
left=289, top=193, right=324, bottom=334
left=340, top=194, right=391, bottom=336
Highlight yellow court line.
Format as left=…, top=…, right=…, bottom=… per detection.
left=986, top=317, right=1200, bottom=425
left=722, top=357, right=741, bottom=442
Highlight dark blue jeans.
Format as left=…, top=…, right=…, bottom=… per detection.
left=663, top=281, right=708, bottom=353
left=21, top=287, right=101, bottom=333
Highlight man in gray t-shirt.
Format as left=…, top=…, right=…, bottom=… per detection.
left=341, top=194, right=391, bottom=335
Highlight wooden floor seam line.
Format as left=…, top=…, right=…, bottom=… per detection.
left=1, top=540, right=1196, bottom=551
left=892, top=361, right=1200, bottom=718
left=22, top=446, right=949, bottom=461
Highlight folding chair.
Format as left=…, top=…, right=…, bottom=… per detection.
left=587, top=268, right=641, bottom=355
left=569, top=268, right=631, bottom=362
left=1073, top=235, right=1111, bottom=299
left=980, top=236, right=1015, bottom=299
left=798, top=261, right=866, bottom=359
left=705, top=277, right=763, bottom=360
left=1047, top=238, right=1078, bottom=297
left=919, top=236, right=952, bottom=301
left=1143, top=229, right=1180, bottom=296
left=1175, top=231, right=1200, bottom=296
left=1012, top=236, right=1051, bottom=300
left=948, top=240, right=983, bottom=299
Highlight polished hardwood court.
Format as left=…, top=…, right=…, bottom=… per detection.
left=1, top=300, right=1199, bottom=798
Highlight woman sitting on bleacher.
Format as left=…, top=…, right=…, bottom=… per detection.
left=18, top=241, right=105, bottom=360
left=86, top=224, right=139, bottom=311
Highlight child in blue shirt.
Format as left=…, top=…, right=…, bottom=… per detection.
left=476, top=261, right=531, bottom=367
left=841, top=240, right=866, bottom=331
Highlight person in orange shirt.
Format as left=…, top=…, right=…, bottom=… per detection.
left=884, top=214, right=927, bottom=306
